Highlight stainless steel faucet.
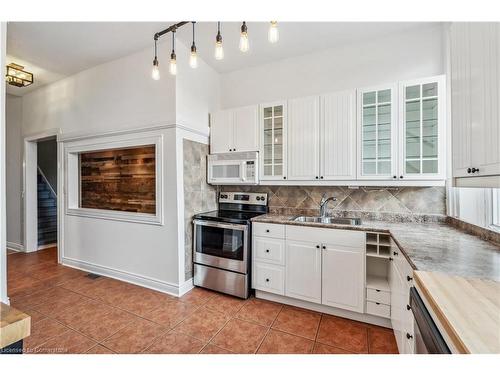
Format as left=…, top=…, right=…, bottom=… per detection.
left=319, top=194, right=337, bottom=217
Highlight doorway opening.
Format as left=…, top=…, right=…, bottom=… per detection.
left=24, top=132, right=59, bottom=254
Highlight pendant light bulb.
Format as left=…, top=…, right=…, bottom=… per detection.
left=169, top=30, right=177, bottom=75
left=268, top=21, right=279, bottom=44
left=239, top=21, right=249, bottom=52
left=169, top=52, right=177, bottom=75
left=190, top=45, right=198, bottom=69
left=190, top=22, right=198, bottom=69
left=152, top=58, right=160, bottom=80
left=215, top=22, right=224, bottom=60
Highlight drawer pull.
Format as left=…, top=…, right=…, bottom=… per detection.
left=375, top=302, right=380, bottom=305
left=265, top=249, right=270, bottom=253
left=407, top=275, right=413, bottom=282
left=265, top=278, right=270, bottom=282
left=406, top=333, right=413, bottom=340
left=375, top=289, right=380, bottom=292
left=266, top=229, right=270, bottom=233
left=393, top=251, right=398, bottom=256
left=407, top=304, right=411, bottom=311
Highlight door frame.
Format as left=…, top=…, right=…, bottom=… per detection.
left=23, top=129, right=61, bottom=253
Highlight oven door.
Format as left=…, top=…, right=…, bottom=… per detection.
left=193, top=220, right=249, bottom=274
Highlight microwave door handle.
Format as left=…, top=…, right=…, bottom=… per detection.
left=241, top=161, right=246, bottom=182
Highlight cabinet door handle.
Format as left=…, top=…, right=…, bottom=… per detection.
left=393, top=175, right=397, bottom=179
left=407, top=304, right=411, bottom=311
left=375, top=302, right=380, bottom=305
left=265, top=278, right=270, bottom=282
left=393, top=251, right=398, bottom=256
left=400, top=175, right=404, bottom=179
left=406, top=333, right=413, bottom=340
left=234, top=148, right=236, bottom=151
left=266, top=229, right=270, bottom=233
left=467, top=167, right=472, bottom=173
left=283, top=176, right=287, bottom=180
left=316, top=245, right=320, bottom=249
left=407, top=275, right=413, bottom=282
left=320, top=176, right=324, bottom=179
left=322, top=245, right=326, bottom=249
left=471, top=167, right=479, bottom=173
left=375, top=289, right=381, bottom=292
left=265, top=249, right=270, bottom=253
left=389, top=257, right=394, bottom=261
left=315, top=176, right=319, bottom=179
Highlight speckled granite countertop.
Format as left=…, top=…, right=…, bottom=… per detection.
left=252, top=214, right=500, bottom=281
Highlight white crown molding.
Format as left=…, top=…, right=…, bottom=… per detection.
left=59, top=122, right=209, bottom=143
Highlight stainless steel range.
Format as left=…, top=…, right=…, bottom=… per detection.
left=193, top=192, right=268, bottom=299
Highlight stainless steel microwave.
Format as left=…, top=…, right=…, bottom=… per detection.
left=207, top=151, right=259, bottom=185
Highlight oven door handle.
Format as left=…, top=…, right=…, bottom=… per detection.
left=193, top=219, right=248, bottom=231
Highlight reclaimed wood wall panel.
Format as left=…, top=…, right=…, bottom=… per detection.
left=80, top=145, right=156, bottom=214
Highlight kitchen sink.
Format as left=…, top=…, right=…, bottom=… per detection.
left=293, top=216, right=362, bottom=225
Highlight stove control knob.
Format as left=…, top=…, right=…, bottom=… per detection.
left=260, top=196, right=265, bottom=201
left=256, top=196, right=261, bottom=201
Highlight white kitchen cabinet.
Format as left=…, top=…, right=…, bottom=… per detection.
left=260, top=102, right=287, bottom=180
left=322, top=244, right=365, bottom=313
left=399, top=76, right=446, bottom=180
left=287, top=96, right=320, bottom=180
left=210, top=105, right=259, bottom=154
left=210, top=110, right=233, bottom=154
left=320, top=90, right=357, bottom=180
left=285, top=240, right=322, bottom=304
left=451, top=22, right=500, bottom=186
left=357, top=85, right=399, bottom=180
left=389, top=245, right=415, bottom=354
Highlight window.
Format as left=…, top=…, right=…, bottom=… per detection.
left=79, top=145, right=156, bottom=214
left=450, top=187, right=500, bottom=232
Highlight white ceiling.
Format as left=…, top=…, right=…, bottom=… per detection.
left=6, top=21, right=440, bottom=95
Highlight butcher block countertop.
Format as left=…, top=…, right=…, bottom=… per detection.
left=0, top=303, right=31, bottom=348
left=414, top=271, right=500, bottom=354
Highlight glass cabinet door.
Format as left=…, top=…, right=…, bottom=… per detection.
left=401, top=78, right=442, bottom=178
left=359, top=88, right=395, bottom=178
left=261, top=102, right=286, bottom=179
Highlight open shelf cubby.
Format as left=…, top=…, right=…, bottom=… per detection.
left=365, top=232, right=392, bottom=259
left=366, top=257, right=390, bottom=292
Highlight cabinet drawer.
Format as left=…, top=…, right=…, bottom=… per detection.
left=366, top=301, right=391, bottom=318
left=366, top=288, right=391, bottom=305
left=252, top=262, right=285, bottom=295
left=253, top=223, right=285, bottom=239
left=286, top=225, right=364, bottom=249
left=254, top=237, right=285, bottom=265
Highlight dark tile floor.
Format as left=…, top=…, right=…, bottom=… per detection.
left=7, top=247, right=398, bottom=354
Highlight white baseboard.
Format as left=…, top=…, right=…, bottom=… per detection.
left=6, top=242, right=24, bottom=252
left=61, top=256, right=184, bottom=297
left=256, top=290, right=392, bottom=329
left=38, top=243, right=57, bottom=250
left=179, top=278, right=194, bottom=296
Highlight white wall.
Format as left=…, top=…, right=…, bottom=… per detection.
left=175, top=41, right=221, bottom=135
left=1, top=22, right=8, bottom=304
left=220, top=24, right=445, bottom=108
left=22, top=45, right=177, bottom=136
left=5, top=94, right=23, bottom=248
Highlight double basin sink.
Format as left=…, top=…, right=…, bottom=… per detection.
left=293, top=216, right=362, bottom=225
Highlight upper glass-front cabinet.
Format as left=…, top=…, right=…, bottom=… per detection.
left=358, top=86, right=397, bottom=179
left=260, top=102, right=287, bottom=180
left=399, top=76, right=445, bottom=180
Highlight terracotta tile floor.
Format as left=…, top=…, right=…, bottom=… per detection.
left=7, top=247, right=399, bottom=354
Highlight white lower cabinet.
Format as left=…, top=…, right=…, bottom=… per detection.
left=322, top=245, right=365, bottom=313
left=389, top=247, right=415, bottom=354
left=253, top=262, right=285, bottom=295
left=285, top=240, right=322, bottom=304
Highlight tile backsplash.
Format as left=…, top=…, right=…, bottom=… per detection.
left=183, top=140, right=217, bottom=281
left=220, top=185, right=446, bottom=217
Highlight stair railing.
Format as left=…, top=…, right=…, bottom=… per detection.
left=37, top=166, right=57, bottom=199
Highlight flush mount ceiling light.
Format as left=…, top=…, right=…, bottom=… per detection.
left=5, top=63, right=34, bottom=87
left=151, top=21, right=279, bottom=80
